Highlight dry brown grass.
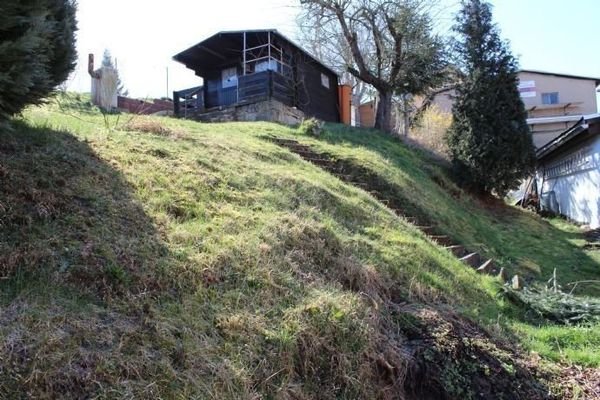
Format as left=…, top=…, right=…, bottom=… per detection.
left=121, top=116, right=187, bottom=139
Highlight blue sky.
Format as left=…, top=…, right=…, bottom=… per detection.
left=67, top=0, right=600, bottom=103
left=489, top=0, right=599, bottom=78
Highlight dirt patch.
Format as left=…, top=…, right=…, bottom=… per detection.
left=557, top=365, right=600, bottom=399
left=399, top=304, right=553, bottom=400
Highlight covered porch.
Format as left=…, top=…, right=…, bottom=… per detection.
left=173, top=30, right=295, bottom=118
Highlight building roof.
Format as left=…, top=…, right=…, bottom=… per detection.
left=527, top=114, right=587, bottom=125
left=519, top=69, right=600, bottom=87
left=536, top=114, right=600, bottom=160
left=173, top=29, right=338, bottom=77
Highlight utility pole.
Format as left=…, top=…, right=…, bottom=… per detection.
left=166, top=67, right=169, bottom=100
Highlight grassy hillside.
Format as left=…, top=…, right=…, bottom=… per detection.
left=0, top=95, right=598, bottom=398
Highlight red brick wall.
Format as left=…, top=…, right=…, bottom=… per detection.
left=117, top=96, right=173, bottom=115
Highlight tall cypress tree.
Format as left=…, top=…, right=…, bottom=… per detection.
left=0, top=0, right=77, bottom=121
left=446, top=0, right=535, bottom=196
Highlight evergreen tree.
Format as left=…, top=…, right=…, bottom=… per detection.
left=0, top=0, right=77, bottom=121
left=446, top=0, right=535, bottom=196
left=101, top=49, right=128, bottom=96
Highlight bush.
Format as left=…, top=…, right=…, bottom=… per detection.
left=409, top=105, right=452, bottom=158
left=0, top=0, right=77, bottom=121
left=298, top=118, right=324, bottom=137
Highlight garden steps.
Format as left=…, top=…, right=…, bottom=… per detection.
left=269, top=136, right=500, bottom=278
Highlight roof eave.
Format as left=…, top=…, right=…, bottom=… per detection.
left=171, top=29, right=340, bottom=78
left=519, top=69, right=600, bottom=84
left=536, top=125, right=587, bottom=160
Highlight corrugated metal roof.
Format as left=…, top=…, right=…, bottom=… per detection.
left=536, top=114, right=600, bottom=160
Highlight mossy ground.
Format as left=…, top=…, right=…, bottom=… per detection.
left=0, top=94, right=598, bottom=398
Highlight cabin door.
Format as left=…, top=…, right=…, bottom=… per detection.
left=220, top=67, right=239, bottom=106
left=221, top=67, right=238, bottom=88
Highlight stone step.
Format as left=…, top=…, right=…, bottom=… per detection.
left=305, top=158, right=333, bottom=166
left=476, top=259, right=495, bottom=274
left=445, top=245, right=466, bottom=257
left=460, top=252, right=481, bottom=268
left=292, top=149, right=319, bottom=157
left=286, top=143, right=312, bottom=149
left=417, top=226, right=436, bottom=235
left=497, top=267, right=509, bottom=282
left=390, top=209, right=405, bottom=216
left=429, top=235, right=453, bottom=246
left=273, top=138, right=299, bottom=145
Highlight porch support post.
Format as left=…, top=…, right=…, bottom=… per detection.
left=243, top=32, right=247, bottom=76
left=268, top=31, right=271, bottom=63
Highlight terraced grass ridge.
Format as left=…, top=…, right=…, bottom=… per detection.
left=1, top=94, right=599, bottom=399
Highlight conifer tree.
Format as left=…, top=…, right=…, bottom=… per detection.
left=446, top=0, right=535, bottom=196
left=0, top=0, right=77, bottom=121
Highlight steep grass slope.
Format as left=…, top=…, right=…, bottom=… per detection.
left=0, top=97, right=598, bottom=398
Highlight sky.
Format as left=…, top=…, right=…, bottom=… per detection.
left=67, top=0, right=600, bottom=102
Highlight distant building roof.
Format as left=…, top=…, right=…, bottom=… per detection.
left=519, top=69, right=600, bottom=87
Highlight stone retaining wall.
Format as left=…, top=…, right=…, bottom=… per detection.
left=195, top=99, right=304, bottom=125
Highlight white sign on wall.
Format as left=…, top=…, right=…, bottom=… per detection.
left=518, top=80, right=536, bottom=98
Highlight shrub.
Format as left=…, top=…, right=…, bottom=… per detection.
left=298, top=118, right=324, bottom=137
left=0, top=0, right=77, bottom=121
left=409, top=105, right=452, bottom=158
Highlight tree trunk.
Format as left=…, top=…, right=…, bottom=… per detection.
left=402, top=94, right=411, bottom=137
left=374, top=90, right=393, bottom=133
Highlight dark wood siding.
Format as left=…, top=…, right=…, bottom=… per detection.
left=294, top=53, right=340, bottom=122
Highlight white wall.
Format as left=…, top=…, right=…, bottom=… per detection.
left=538, top=135, right=600, bottom=228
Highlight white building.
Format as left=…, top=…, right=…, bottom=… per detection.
left=536, top=115, right=600, bottom=228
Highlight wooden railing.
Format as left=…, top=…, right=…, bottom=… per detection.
left=173, top=86, right=204, bottom=117
left=238, top=71, right=293, bottom=106
left=174, top=71, right=294, bottom=118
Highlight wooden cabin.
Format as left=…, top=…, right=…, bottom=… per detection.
left=172, top=29, right=341, bottom=123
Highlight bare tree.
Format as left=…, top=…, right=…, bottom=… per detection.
left=298, top=12, right=373, bottom=126
left=299, top=0, right=447, bottom=133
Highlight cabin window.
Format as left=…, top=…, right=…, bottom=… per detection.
left=222, top=67, right=238, bottom=88
left=255, top=59, right=280, bottom=73
left=321, top=73, right=330, bottom=89
left=541, top=92, right=559, bottom=105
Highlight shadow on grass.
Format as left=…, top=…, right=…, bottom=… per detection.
left=0, top=120, right=177, bottom=301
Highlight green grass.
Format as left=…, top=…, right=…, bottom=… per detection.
left=0, top=94, right=598, bottom=398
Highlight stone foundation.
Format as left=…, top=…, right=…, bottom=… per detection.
left=194, top=99, right=304, bottom=125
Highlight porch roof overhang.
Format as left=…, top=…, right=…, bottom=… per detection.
left=536, top=114, right=600, bottom=161
left=173, top=29, right=338, bottom=77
